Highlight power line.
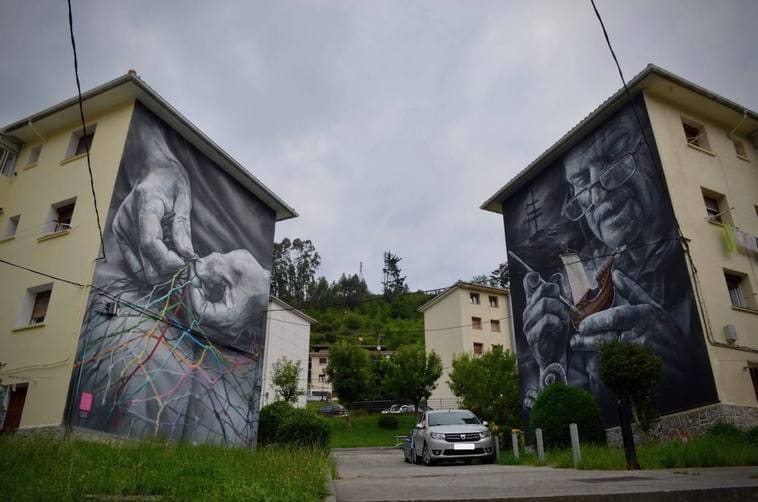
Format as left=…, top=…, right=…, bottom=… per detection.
left=588, top=0, right=657, bottom=168
left=66, top=0, right=106, bottom=262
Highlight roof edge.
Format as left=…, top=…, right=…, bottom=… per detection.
left=480, top=63, right=758, bottom=213
left=269, top=296, right=318, bottom=324
left=2, top=72, right=298, bottom=222
left=418, top=280, right=509, bottom=313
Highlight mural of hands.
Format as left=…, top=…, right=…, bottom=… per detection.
left=189, top=249, right=270, bottom=337
left=113, top=153, right=196, bottom=284
left=522, top=271, right=571, bottom=385
left=570, top=269, right=680, bottom=358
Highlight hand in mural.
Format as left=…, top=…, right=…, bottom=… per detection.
left=522, top=271, right=571, bottom=383
left=113, top=154, right=197, bottom=283
left=189, top=249, right=270, bottom=335
left=570, top=269, right=680, bottom=358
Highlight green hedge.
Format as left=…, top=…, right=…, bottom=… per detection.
left=529, top=383, right=606, bottom=448
left=276, top=408, right=331, bottom=448
left=259, top=401, right=295, bottom=445
left=377, top=415, right=399, bottom=430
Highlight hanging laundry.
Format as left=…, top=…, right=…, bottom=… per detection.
left=735, top=227, right=758, bottom=253
left=722, top=224, right=738, bottom=253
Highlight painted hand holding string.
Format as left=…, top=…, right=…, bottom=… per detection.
left=113, top=149, right=196, bottom=283
left=189, top=250, right=270, bottom=336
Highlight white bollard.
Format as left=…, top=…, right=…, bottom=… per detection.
left=535, top=428, right=545, bottom=463
left=569, top=423, right=581, bottom=468
left=511, top=432, right=519, bottom=460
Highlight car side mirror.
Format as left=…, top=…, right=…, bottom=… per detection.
left=482, top=421, right=489, bottom=427
left=416, top=423, right=424, bottom=429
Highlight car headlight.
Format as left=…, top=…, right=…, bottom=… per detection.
left=480, top=430, right=492, bottom=438
left=430, top=432, right=446, bottom=440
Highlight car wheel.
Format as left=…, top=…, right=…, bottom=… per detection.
left=422, top=444, right=434, bottom=466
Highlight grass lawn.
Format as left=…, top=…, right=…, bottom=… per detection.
left=328, top=414, right=417, bottom=448
left=0, top=435, right=333, bottom=501
left=499, top=434, right=758, bottom=470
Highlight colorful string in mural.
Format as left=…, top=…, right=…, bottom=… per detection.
left=71, top=266, right=261, bottom=445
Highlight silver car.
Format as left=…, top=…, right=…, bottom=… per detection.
left=411, top=409, right=496, bottom=466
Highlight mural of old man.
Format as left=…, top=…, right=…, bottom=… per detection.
left=502, top=97, right=717, bottom=425
left=67, top=103, right=275, bottom=445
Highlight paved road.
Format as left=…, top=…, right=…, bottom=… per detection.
left=331, top=447, right=758, bottom=501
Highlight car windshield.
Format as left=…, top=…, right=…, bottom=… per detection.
left=428, top=411, right=480, bottom=426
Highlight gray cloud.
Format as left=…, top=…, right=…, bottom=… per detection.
left=2, top=0, right=755, bottom=292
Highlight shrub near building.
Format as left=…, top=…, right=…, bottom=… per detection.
left=529, top=383, right=606, bottom=447
left=259, top=401, right=331, bottom=448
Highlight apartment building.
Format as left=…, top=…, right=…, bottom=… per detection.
left=0, top=73, right=296, bottom=445
left=260, top=297, right=316, bottom=409
left=419, top=281, right=511, bottom=406
left=307, top=344, right=394, bottom=400
left=482, top=64, right=758, bottom=436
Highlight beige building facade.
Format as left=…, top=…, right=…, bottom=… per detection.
left=482, top=64, right=758, bottom=436
left=419, top=281, right=511, bottom=407
left=0, top=73, right=295, bottom=443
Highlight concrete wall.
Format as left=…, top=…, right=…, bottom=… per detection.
left=261, top=300, right=311, bottom=408
left=0, top=101, right=135, bottom=429
left=645, top=90, right=758, bottom=409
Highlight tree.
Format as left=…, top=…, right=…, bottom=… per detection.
left=271, top=356, right=303, bottom=404
left=471, top=274, right=489, bottom=285
left=385, top=345, right=442, bottom=410
left=270, top=237, right=321, bottom=304
left=382, top=251, right=408, bottom=297
left=325, top=341, right=371, bottom=429
left=598, top=339, right=663, bottom=432
left=332, top=273, right=369, bottom=306
left=489, top=262, right=509, bottom=289
left=448, top=345, right=521, bottom=429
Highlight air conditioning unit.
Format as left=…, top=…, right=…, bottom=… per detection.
left=723, top=325, right=738, bottom=344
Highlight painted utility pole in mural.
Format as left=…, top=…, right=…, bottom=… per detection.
left=67, top=103, right=275, bottom=445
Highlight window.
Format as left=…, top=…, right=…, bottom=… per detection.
left=47, top=198, right=76, bottom=234
left=749, top=365, right=758, bottom=403
left=733, top=139, right=749, bottom=161
left=701, top=188, right=730, bottom=224
left=0, top=146, right=17, bottom=177
left=490, top=320, right=501, bottom=332
left=29, top=290, right=51, bottom=324
left=3, top=215, right=20, bottom=238
left=27, top=145, right=42, bottom=166
left=471, top=317, right=482, bottom=330
left=469, top=292, right=480, bottom=305
left=319, top=357, right=327, bottom=365
left=65, top=125, right=96, bottom=159
left=488, top=295, right=498, bottom=308
left=724, top=271, right=755, bottom=310
left=682, top=118, right=710, bottom=150
left=318, top=374, right=325, bottom=383
left=473, top=343, right=483, bottom=355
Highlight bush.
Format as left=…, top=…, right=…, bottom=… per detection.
left=351, top=409, right=369, bottom=418
left=276, top=408, right=331, bottom=448
left=377, top=415, right=399, bottom=430
left=259, top=401, right=294, bottom=444
left=705, top=422, right=745, bottom=442
left=529, top=383, right=606, bottom=448
left=747, top=426, right=758, bottom=446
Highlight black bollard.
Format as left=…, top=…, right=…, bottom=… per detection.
left=617, top=399, right=640, bottom=470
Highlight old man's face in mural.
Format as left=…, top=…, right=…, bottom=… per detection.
left=563, top=110, right=658, bottom=250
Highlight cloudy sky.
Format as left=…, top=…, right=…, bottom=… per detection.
left=1, top=0, right=756, bottom=292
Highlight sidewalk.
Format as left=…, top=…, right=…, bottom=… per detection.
left=332, top=447, right=758, bottom=501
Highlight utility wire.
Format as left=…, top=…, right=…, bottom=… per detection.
left=588, top=0, right=657, bottom=168
left=66, top=0, right=106, bottom=261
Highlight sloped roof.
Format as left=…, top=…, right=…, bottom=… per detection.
left=418, top=280, right=509, bottom=313
left=1, top=72, right=297, bottom=221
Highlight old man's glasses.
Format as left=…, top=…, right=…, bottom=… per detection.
left=562, top=139, right=643, bottom=221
